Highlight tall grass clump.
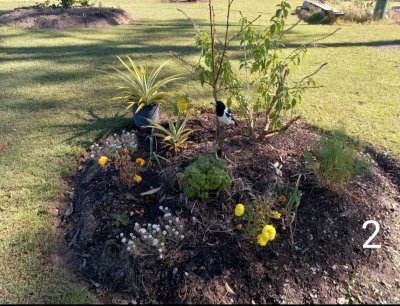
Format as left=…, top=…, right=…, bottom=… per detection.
left=336, top=0, right=374, bottom=23
left=304, top=130, right=372, bottom=187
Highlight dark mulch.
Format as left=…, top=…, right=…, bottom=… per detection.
left=0, top=6, right=137, bottom=29
left=61, top=110, right=400, bottom=304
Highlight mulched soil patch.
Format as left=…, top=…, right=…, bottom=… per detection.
left=0, top=6, right=137, bottom=29
left=61, top=109, right=400, bottom=304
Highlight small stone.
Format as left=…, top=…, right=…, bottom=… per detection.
left=173, top=268, right=178, bottom=275
left=337, top=297, right=348, bottom=304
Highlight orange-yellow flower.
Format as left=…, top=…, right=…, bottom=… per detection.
left=234, top=203, right=245, bottom=217
left=278, top=195, right=286, bottom=203
left=177, top=97, right=188, bottom=112
left=133, top=174, right=142, bottom=183
left=270, top=210, right=282, bottom=220
left=257, top=233, right=270, bottom=246
left=262, top=224, right=276, bottom=241
left=122, top=148, right=129, bottom=155
left=98, top=156, right=109, bottom=166
left=135, top=158, right=145, bottom=167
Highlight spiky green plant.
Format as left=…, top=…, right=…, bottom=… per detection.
left=109, top=56, right=185, bottom=113
left=147, top=117, right=194, bottom=152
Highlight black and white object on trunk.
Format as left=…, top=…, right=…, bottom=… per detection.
left=211, top=101, right=237, bottom=126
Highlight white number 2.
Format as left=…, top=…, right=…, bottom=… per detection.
left=362, top=220, right=381, bottom=249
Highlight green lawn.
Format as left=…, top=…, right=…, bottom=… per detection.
left=0, top=0, right=399, bottom=303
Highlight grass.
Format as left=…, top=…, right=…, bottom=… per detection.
left=0, top=0, right=399, bottom=303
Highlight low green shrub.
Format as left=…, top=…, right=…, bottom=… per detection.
left=112, top=212, right=130, bottom=227
left=304, top=130, right=371, bottom=187
left=302, top=8, right=338, bottom=24
left=178, top=155, right=231, bottom=199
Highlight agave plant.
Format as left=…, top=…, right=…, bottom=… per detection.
left=147, top=117, right=194, bottom=152
left=109, top=56, right=185, bottom=113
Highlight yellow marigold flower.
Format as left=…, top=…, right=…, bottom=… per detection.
left=135, top=158, right=145, bottom=167
left=122, top=148, right=129, bottom=155
left=257, top=233, right=270, bottom=247
left=98, top=156, right=109, bottom=166
left=262, top=224, right=276, bottom=241
left=270, top=210, right=282, bottom=220
left=177, top=97, right=188, bottom=112
left=278, top=195, right=286, bottom=203
left=234, top=203, right=245, bottom=217
left=133, top=174, right=142, bottom=183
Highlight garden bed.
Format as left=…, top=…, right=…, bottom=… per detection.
left=61, top=110, right=399, bottom=304
left=0, top=6, right=137, bottom=29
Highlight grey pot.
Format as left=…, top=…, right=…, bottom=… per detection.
left=131, top=104, right=160, bottom=128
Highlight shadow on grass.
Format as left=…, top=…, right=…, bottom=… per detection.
left=1, top=18, right=399, bottom=65
left=49, top=110, right=132, bottom=147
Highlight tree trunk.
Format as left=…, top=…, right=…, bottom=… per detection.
left=373, top=0, right=389, bottom=19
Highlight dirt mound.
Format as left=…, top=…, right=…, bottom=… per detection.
left=0, top=6, right=137, bottom=29
left=60, top=110, right=400, bottom=304
left=389, top=6, right=400, bottom=24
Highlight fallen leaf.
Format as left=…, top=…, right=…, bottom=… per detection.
left=65, top=202, right=73, bottom=217
left=140, top=187, right=161, bottom=196
left=225, top=282, right=235, bottom=295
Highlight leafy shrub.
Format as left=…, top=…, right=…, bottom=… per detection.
left=190, top=1, right=329, bottom=140
left=78, top=0, right=92, bottom=6
left=304, top=130, right=371, bottom=187
left=178, top=155, right=231, bottom=199
left=60, top=0, right=75, bottom=9
left=301, top=9, right=338, bottom=24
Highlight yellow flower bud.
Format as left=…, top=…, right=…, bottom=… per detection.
left=135, top=158, right=145, bottom=167
left=177, top=97, right=188, bottom=112
left=270, top=210, right=282, bottom=220
left=98, top=156, right=109, bottom=166
left=234, top=203, right=245, bottom=217
left=133, top=174, right=142, bottom=183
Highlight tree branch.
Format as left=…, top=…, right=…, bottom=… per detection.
left=209, top=0, right=217, bottom=100
left=285, top=28, right=341, bottom=62
left=298, top=62, right=328, bottom=84
left=257, top=115, right=301, bottom=141
left=169, top=51, right=214, bottom=88
left=226, top=14, right=262, bottom=45
left=215, top=0, right=234, bottom=85
left=177, top=8, right=200, bottom=32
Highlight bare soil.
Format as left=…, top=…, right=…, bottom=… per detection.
left=0, top=6, right=137, bottom=29
left=59, top=110, right=400, bottom=304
